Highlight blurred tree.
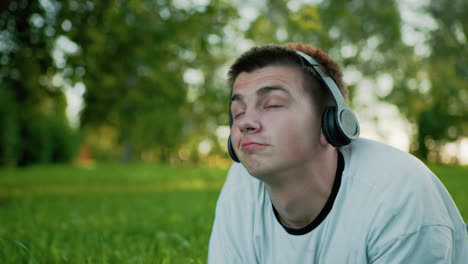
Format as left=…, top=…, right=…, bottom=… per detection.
left=0, top=0, right=237, bottom=165
left=58, top=0, right=237, bottom=162
left=2, top=0, right=464, bottom=165
left=385, top=0, right=468, bottom=162
left=0, top=1, right=79, bottom=167
left=245, top=0, right=467, bottom=162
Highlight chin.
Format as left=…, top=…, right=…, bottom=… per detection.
left=242, top=160, right=276, bottom=180
left=239, top=153, right=289, bottom=179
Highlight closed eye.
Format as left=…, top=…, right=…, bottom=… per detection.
left=266, top=105, right=283, bottom=108
left=234, top=112, right=245, bottom=119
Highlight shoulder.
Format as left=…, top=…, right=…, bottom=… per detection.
left=339, top=139, right=468, bottom=260
left=341, top=137, right=428, bottom=173
left=340, top=139, right=467, bottom=240
left=339, top=138, right=457, bottom=229
left=338, top=138, right=438, bottom=211
left=339, top=138, right=434, bottom=192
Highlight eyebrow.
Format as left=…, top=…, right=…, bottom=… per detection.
left=230, top=85, right=291, bottom=103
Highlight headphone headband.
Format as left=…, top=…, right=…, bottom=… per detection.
left=294, top=51, right=348, bottom=107
left=294, top=50, right=360, bottom=143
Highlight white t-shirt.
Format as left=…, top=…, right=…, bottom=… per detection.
left=208, top=138, right=468, bottom=263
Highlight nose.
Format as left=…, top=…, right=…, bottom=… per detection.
left=237, top=110, right=261, bottom=134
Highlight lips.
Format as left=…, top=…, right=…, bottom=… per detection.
left=240, top=140, right=268, bottom=151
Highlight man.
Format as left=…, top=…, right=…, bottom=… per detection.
left=208, top=42, right=468, bottom=263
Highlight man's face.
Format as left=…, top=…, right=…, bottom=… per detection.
left=230, top=65, right=322, bottom=180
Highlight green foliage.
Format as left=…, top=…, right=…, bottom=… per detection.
left=1, top=0, right=239, bottom=166
left=0, top=87, right=19, bottom=166
left=1, top=0, right=465, bottom=165
left=0, top=163, right=466, bottom=262
left=384, top=0, right=468, bottom=161
left=17, top=112, right=80, bottom=165
left=57, top=0, right=238, bottom=161
left=0, top=1, right=80, bottom=167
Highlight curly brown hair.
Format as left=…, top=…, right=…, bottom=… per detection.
left=228, top=43, right=348, bottom=116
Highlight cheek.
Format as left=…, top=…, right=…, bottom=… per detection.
left=278, top=126, right=309, bottom=155
left=231, top=126, right=241, bottom=146
left=269, top=113, right=319, bottom=153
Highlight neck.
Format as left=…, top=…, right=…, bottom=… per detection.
left=265, top=148, right=338, bottom=229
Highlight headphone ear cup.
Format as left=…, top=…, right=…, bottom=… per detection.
left=322, top=107, right=350, bottom=147
left=322, top=107, right=337, bottom=146
left=227, top=135, right=240, bottom=162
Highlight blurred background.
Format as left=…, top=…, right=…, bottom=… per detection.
left=0, top=0, right=467, bottom=262
left=0, top=0, right=467, bottom=168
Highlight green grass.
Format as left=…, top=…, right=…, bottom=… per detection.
left=428, top=164, right=468, bottom=223
left=0, top=163, right=466, bottom=263
left=0, top=163, right=227, bottom=263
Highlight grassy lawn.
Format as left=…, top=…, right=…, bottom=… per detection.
left=429, top=165, right=468, bottom=221
left=0, top=163, right=466, bottom=263
left=0, top=164, right=227, bottom=263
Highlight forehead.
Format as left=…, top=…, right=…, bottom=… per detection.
left=232, top=65, right=306, bottom=96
